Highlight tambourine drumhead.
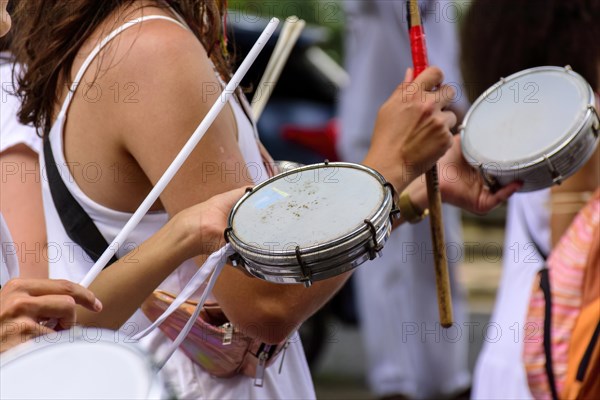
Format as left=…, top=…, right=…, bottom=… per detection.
left=0, top=329, right=171, bottom=399
left=232, top=164, right=385, bottom=250
left=227, top=162, right=395, bottom=285
left=461, top=66, right=599, bottom=192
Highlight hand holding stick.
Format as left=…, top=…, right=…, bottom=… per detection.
left=407, top=0, right=453, bottom=328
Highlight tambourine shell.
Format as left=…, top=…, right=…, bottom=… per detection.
left=461, top=66, right=599, bottom=192
left=239, top=220, right=392, bottom=283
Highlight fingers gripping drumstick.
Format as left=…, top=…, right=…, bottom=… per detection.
left=407, top=0, right=453, bottom=328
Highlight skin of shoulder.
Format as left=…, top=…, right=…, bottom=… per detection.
left=63, top=11, right=245, bottom=213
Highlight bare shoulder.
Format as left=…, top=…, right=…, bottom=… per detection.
left=101, top=15, right=219, bottom=94
left=88, top=11, right=227, bottom=143
left=81, top=7, right=243, bottom=193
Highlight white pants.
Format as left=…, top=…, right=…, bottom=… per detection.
left=355, top=205, right=471, bottom=398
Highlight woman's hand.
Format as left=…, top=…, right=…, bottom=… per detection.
left=438, top=135, right=521, bottom=214
left=78, top=188, right=246, bottom=330
left=0, top=279, right=102, bottom=352
left=172, top=187, right=247, bottom=260
left=363, top=67, right=457, bottom=191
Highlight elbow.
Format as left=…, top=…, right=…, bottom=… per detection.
left=231, top=302, right=300, bottom=344
left=255, top=314, right=300, bottom=345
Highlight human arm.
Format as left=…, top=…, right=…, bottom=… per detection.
left=76, top=188, right=246, bottom=330
left=100, top=22, right=457, bottom=343
left=0, top=279, right=101, bottom=352
left=361, top=68, right=519, bottom=225
left=0, top=144, right=47, bottom=279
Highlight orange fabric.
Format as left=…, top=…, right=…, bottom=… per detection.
left=562, top=219, right=600, bottom=400
left=524, top=189, right=600, bottom=399
left=562, top=299, right=600, bottom=399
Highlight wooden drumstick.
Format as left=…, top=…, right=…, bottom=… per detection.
left=252, top=16, right=306, bottom=121
left=407, top=0, right=453, bottom=328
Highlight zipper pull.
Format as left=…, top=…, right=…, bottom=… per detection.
left=278, top=341, right=290, bottom=374
left=254, top=345, right=272, bottom=387
left=222, top=323, right=233, bottom=345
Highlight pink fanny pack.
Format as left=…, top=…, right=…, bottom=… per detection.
left=142, top=290, right=289, bottom=386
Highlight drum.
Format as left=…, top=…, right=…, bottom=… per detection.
left=0, top=328, right=173, bottom=399
left=226, top=162, right=397, bottom=287
left=461, top=66, right=599, bottom=192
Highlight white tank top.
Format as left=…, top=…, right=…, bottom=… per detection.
left=39, top=15, right=314, bottom=399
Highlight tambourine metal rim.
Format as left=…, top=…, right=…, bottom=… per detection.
left=239, top=221, right=393, bottom=284
left=0, top=328, right=154, bottom=366
left=460, top=65, right=597, bottom=171
left=226, top=162, right=393, bottom=258
left=236, top=216, right=391, bottom=269
left=0, top=328, right=172, bottom=399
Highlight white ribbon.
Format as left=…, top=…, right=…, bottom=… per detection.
left=155, top=245, right=233, bottom=369
left=132, top=244, right=234, bottom=342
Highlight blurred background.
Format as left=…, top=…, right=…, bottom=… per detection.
left=227, top=1, right=505, bottom=398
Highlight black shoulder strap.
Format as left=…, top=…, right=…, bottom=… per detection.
left=539, top=267, right=559, bottom=400
left=43, top=137, right=118, bottom=267
left=576, top=319, right=600, bottom=382
left=540, top=268, right=600, bottom=393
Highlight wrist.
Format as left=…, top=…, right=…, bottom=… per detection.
left=162, top=213, right=199, bottom=263
left=172, top=209, right=225, bottom=260
left=362, top=153, right=417, bottom=194
left=399, top=179, right=429, bottom=223
left=406, top=177, right=429, bottom=211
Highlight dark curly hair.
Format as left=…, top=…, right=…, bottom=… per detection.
left=11, top=0, right=231, bottom=136
left=460, top=0, right=600, bottom=103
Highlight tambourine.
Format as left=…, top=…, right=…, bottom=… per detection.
left=226, top=162, right=398, bottom=287
left=0, top=328, right=173, bottom=399
left=461, top=66, right=599, bottom=192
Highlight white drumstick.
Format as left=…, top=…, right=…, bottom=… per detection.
left=252, top=16, right=306, bottom=121
left=79, top=18, right=280, bottom=288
